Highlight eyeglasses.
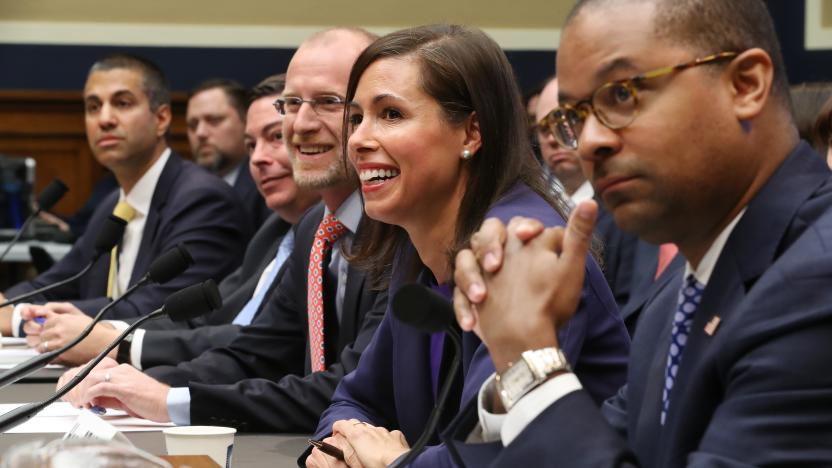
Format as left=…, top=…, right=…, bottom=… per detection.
left=540, top=51, right=739, bottom=150
left=273, top=95, right=347, bottom=116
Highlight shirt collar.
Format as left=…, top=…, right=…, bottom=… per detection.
left=570, top=180, right=595, bottom=205
left=325, top=190, right=362, bottom=234
left=222, top=162, right=242, bottom=186
left=684, top=208, right=746, bottom=286
left=119, top=148, right=171, bottom=217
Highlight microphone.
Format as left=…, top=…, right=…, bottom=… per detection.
left=0, top=244, right=194, bottom=389
left=0, top=179, right=69, bottom=263
left=0, top=215, right=127, bottom=309
left=0, top=280, right=221, bottom=433
left=390, top=283, right=462, bottom=468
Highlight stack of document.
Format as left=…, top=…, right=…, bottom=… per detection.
left=0, top=402, right=173, bottom=433
left=0, top=337, right=62, bottom=369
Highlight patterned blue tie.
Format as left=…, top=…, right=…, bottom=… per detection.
left=660, top=274, right=704, bottom=425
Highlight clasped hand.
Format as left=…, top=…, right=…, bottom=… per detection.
left=452, top=200, right=598, bottom=372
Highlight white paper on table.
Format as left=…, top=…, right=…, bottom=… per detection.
left=0, top=347, right=65, bottom=369
left=1, top=337, right=28, bottom=347
left=0, top=402, right=174, bottom=433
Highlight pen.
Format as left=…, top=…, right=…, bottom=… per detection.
left=308, top=438, right=345, bottom=461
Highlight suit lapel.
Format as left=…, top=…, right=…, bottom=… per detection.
left=337, top=265, right=365, bottom=352
left=628, top=266, right=683, bottom=466
left=130, top=154, right=182, bottom=285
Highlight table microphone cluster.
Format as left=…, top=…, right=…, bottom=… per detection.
left=0, top=214, right=128, bottom=309
left=0, top=279, right=222, bottom=433
left=0, top=243, right=195, bottom=389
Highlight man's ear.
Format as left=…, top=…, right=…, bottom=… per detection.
left=725, top=48, right=775, bottom=121
left=462, top=112, right=483, bottom=156
left=155, top=103, right=172, bottom=138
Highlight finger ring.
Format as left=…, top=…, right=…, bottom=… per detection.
left=104, top=372, right=111, bottom=383
left=41, top=341, right=49, bottom=352
left=353, top=420, right=370, bottom=426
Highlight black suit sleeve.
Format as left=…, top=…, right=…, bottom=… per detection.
left=138, top=323, right=242, bottom=368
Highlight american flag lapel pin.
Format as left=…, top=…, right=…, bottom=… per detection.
left=704, top=316, right=722, bottom=336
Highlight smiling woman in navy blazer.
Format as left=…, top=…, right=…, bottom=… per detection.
left=304, top=24, right=631, bottom=468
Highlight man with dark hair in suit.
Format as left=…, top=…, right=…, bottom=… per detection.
left=59, top=28, right=387, bottom=434
left=0, top=53, right=249, bottom=339
left=448, top=0, right=832, bottom=466
left=22, top=74, right=320, bottom=368
left=187, top=78, right=272, bottom=230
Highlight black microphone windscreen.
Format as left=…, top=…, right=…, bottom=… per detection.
left=147, top=244, right=194, bottom=284
left=36, top=179, right=69, bottom=212
left=392, top=284, right=455, bottom=333
left=164, top=279, right=222, bottom=322
left=93, top=215, right=128, bottom=256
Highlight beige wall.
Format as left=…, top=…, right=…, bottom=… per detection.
left=1, top=0, right=572, bottom=29
left=824, top=0, right=832, bottom=27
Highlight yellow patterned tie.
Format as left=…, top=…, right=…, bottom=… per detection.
left=107, top=201, right=136, bottom=298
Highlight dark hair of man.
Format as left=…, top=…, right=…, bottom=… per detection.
left=190, top=78, right=248, bottom=121
left=566, top=0, right=791, bottom=107
left=89, top=53, right=171, bottom=112
left=342, top=24, right=571, bottom=288
left=790, top=82, right=832, bottom=154
left=812, top=94, right=832, bottom=157
left=248, top=74, right=286, bottom=104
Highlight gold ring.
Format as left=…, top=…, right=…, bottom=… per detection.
left=41, top=341, right=49, bottom=352
left=104, top=372, right=111, bottom=383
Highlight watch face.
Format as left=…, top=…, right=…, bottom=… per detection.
left=501, top=361, right=535, bottom=397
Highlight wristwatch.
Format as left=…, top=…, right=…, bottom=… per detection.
left=116, top=332, right=134, bottom=365
left=495, top=347, right=571, bottom=411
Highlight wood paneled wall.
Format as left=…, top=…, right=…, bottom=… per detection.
left=0, top=90, right=191, bottom=216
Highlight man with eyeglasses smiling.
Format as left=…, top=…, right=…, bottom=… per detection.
left=447, top=0, right=832, bottom=466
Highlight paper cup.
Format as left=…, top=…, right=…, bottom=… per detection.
left=163, top=425, right=236, bottom=467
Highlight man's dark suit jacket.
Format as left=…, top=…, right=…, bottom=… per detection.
left=445, top=142, right=832, bottom=467
left=5, top=153, right=250, bottom=320
left=137, top=213, right=291, bottom=368
left=232, top=158, right=271, bottom=231
left=146, top=202, right=388, bottom=433
left=595, top=201, right=639, bottom=309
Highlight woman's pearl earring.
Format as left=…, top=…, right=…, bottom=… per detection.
left=461, top=149, right=473, bottom=160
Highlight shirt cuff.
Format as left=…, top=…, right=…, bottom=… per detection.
left=501, top=372, right=582, bottom=446
left=130, top=329, right=146, bottom=370
left=476, top=374, right=506, bottom=442
left=11, top=303, right=27, bottom=338
left=166, top=387, right=192, bottom=426
left=105, top=320, right=129, bottom=332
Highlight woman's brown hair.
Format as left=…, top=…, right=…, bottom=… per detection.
left=343, top=24, right=570, bottom=288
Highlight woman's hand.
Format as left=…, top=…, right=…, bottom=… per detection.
left=332, top=419, right=409, bottom=468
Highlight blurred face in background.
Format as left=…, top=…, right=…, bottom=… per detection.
left=535, top=78, right=586, bottom=195
left=187, top=87, right=247, bottom=175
